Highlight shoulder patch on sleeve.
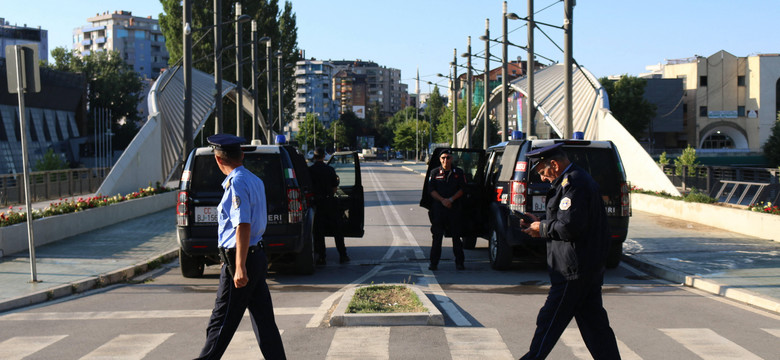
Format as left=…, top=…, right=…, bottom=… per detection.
left=559, top=197, right=571, bottom=210
left=233, top=195, right=241, bottom=209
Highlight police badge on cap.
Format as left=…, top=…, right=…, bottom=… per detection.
left=207, top=134, right=246, bottom=152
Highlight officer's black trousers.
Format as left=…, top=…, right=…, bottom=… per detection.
left=520, top=269, right=620, bottom=360
left=196, top=249, right=286, bottom=360
left=429, top=203, right=464, bottom=266
left=313, top=199, right=347, bottom=260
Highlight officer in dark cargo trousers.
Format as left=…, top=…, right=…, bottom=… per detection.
left=196, top=134, right=286, bottom=360
left=520, top=143, right=620, bottom=360
left=427, top=149, right=466, bottom=271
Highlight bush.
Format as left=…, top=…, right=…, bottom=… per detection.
left=682, top=188, right=716, bottom=203
left=674, top=145, right=699, bottom=176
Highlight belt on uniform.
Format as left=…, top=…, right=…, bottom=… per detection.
left=218, top=244, right=262, bottom=278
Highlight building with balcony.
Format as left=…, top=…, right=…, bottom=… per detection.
left=330, top=60, right=404, bottom=118
left=0, top=18, right=48, bottom=62
left=72, top=11, right=169, bottom=79
left=292, top=59, right=337, bottom=133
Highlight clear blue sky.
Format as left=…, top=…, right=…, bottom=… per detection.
left=3, top=0, right=777, bottom=92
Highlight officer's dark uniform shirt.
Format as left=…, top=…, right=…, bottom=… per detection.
left=428, top=166, right=466, bottom=200
left=538, top=163, right=609, bottom=281
left=218, top=165, right=267, bottom=248
left=308, top=161, right=338, bottom=200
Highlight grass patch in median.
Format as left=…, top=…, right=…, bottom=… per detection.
left=347, top=285, right=427, bottom=313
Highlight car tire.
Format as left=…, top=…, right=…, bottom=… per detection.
left=489, top=228, right=512, bottom=270
left=179, top=248, right=205, bottom=278
left=605, top=241, right=623, bottom=269
left=462, top=236, right=477, bottom=250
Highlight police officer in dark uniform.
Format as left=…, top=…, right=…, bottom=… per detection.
left=427, top=149, right=466, bottom=270
left=519, top=143, right=620, bottom=360
left=196, top=134, right=286, bottom=360
left=308, top=147, right=349, bottom=265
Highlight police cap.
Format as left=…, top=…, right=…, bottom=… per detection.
left=439, top=149, right=452, bottom=156
left=527, top=143, right=565, bottom=171
left=207, top=134, right=246, bottom=152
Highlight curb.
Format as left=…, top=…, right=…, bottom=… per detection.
left=330, top=284, right=444, bottom=326
left=0, top=248, right=178, bottom=313
left=622, top=253, right=780, bottom=314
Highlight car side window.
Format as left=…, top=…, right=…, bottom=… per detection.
left=329, top=154, right=356, bottom=187
left=453, top=151, right=480, bottom=184
left=487, top=151, right=503, bottom=186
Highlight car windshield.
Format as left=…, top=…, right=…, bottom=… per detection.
left=191, top=154, right=285, bottom=210
left=529, top=147, right=623, bottom=195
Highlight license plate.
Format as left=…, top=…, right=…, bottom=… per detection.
left=532, top=196, right=546, bottom=212
left=195, top=206, right=218, bottom=223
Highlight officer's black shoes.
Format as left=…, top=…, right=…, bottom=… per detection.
left=456, top=263, right=465, bottom=270
left=428, top=264, right=438, bottom=271
left=339, top=255, right=351, bottom=264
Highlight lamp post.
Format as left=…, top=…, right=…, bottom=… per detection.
left=213, top=0, right=222, bottom=134
left=483, top=19, right=490, bottom=149
left=464, top=37, right=473, bottom=148
left=436, top=70, right=458, bottom=148
left=250, top=23, right=271, bottom=143
left=276, top=51, right=284, bottom=136
left=234, top=2, right=244, bottom=138
left=452, top=48, right=458, bottom=147
left=183, top=0, right=193, bottom=161
left=501, top=1, right=521, bottom=142
left=526, top=0, right=535, bottom=138
left=564, top=0, right=574, bottom=138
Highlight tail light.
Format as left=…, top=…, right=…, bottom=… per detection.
left=176, top=191, right=189, bottom=226
left=620, top=182, right=630, bottom=216
left=287, top=188, right=303, bottom=223
left=509, top=180, right=527, bottom=212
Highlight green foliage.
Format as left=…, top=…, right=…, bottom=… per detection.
left=347, top=285, right=426, bottom=313
left=674, top=145, right=699, bottom=176
left=763, top=120, right=780, bottom=167
left=682, top=188, right=716, bottom=203
left=34, top=149, right=69, bottom=171
left=435, top=99, right=480, bottom=145
left=296, top=113, right=327, bottom=150
left=599, top=75, right=657, bottom=140
left=657, top=151, right=669, bottom=166
left=424, top=86, right=446, bottom=130
left=393, top=119, right=431, bottom=154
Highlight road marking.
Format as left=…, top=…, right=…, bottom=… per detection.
left=560, top=327, right=642, bottom=359
left=80, top=333, right=173, bottom=360
left=368, top=167, right=471, bottom=326
left=326, top=327, right=389, bottom=359
left=763, top=328, right=780, bottom=338
left=660, top=328, right=761, bottom=360
left=444, top=327, right=513, bottom=360
left=223, top=330, right=284, bottom=359
left=0, top=335, right=67, bottom=360
left=0, top=308, right=317, bottom=321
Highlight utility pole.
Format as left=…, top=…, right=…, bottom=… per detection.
left=526, top=0, right=535, bottom=137
left=183, top=0, right=193, bottom=159
left=465, top=36, right=472, bottom=149
left=234, top=2, right=243, bottom=138
left=213, top=0, right=222, bottom=134
left=265, top=39, right=273, bottom=143
left=483, top=18, right=490, bottom=150
left=452, top=48, right=458, bottom=147
left=501, top=1, right=509, bottom=142
left=564, top=0, right=574, bottom=139
left=250, top=20, right=259, bottom=142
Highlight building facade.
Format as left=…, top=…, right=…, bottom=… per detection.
left=331, top=60, right=404, bottom=118
left=72, top=11, right=169, bottom=79
left=661, top=50, right=780, bottom=153
left=292, top=59, right=338, bottom=133
left=0, top=18, right=48, bottom=62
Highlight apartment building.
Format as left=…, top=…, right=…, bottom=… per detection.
left=331, top=60, right=404, bottom=117
left=292, top=59, right=338, bottom=132
left=72, top=11, right=169, bottom=79
left=0, top=18, right=48, bottom=62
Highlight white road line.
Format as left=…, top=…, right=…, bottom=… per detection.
left=660, top=328, right=762, bottom=360
left=444, top=328, right=513, bottom=360
left=560, top=327, right=642, bottom=360
left=0, top=308, right=317, bottom=321
left=326, top=327, right=390, bottom=360
left=763, top=328, right=780, bottom=338
left=223, top=330, right=284, bottom=360
left=0, top=335, right=67, bottom=360
left=79, top=333, right=174, bottom=360
left=368, top=167, right=471, bottom=326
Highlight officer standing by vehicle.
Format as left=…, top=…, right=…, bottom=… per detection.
left=427, top=149, right=466, bottom=270
left=196, top=134, right=286, bottom=360
left=309, top=147, right=349, bottom=264
left=519, top=143, right=620, bottom=360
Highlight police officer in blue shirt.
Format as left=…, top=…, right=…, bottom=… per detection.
left=196, top=134, right=286, bottom=360
left=519, top=143, right=620, bottom=360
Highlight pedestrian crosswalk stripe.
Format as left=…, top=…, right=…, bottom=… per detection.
left=80, top=333, right=174, bottom=360
left=444, top=328, right=513, bottom=360
left=0, top=308, right=317, bottom=321
left=0, top=335, right=67, bottom=360
left=660, top=328, right=762, bottom=360
left=223, top=330, right=284, bottom=360
left=560, top=327, right=642, bottom=360
left=763, top=328, right=780, bottom=338
left=326, top=327, right=390, bottom=360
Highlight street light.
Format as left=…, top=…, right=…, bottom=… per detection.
left=251, top=22, right=271, bottom=142
left=482, top=19, right=490, bottom=149
left=502, top=1, right=521, bottom=142
left=276, top=51, right=284, bottom=136
left=437, top=65, right=458, bottom=148
left=235, top=2, right=244, bottom=138
left=460, top=36, right=473, bottom=148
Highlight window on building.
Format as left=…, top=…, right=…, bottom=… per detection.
left=738, top=76, right=745, bottom=86
left=738, top=106, right=746, bottom=117
left=699, top=76, right=707, bottom=87
left=116, top=29, right=128, bottom=38
left=699, top=106, right=708, bottom=117
left=701, top=132, right=734, bottom=149
left=135, top=31, right=145, bottom=39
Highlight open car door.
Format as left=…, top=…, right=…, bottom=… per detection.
left=326, top=151, right=364, bottom=237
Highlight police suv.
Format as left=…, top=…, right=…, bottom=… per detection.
left=176, top=144, right=363, bottom=277
left=420, top=135, right=630, bottom=270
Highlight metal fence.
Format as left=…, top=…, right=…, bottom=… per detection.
left=0, top=168, right=110, bottom=206
left=660, top=164, right=780, bottom=206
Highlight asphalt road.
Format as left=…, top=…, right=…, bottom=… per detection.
left=1, top=163, right=778, bottom=359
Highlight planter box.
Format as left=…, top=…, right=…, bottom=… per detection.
left=631, top=193, right=780, bottom=242
left=0, top=191, right=177, bottom=257
left=330, top=284, right=444, bottom=326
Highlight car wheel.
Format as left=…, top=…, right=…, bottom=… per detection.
left=605, top=241, right=623, bottom=269
left=489, top=228, right=512, bottom=270
left=179, top=248, right=205, bottom=278
left=462, top=236, right=477, bottom=250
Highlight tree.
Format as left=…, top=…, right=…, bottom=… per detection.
left=34, top=149, right=69, bottom=171
left=159, top=0, right=299, bottom=137
left=600, top=75, right=657, bottom=140
left=674, top=145, right=699, bottom=176
left=393, top=119, right=431, bottom=156
left=297, top=113, right=327, bottom=150
left=764, top=121, right=780, bottom=167
left=330, top=119, right=349, bottom=150
left=434, top=99, right=480, bottom=146
left=424, top=86, right=446, bottom=129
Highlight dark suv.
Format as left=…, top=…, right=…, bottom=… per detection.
left=421, top=138, right=630, bottom=270
left=176, top=145, right=363, bottom=277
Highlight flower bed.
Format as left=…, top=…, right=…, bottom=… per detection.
left=748, top=202, right=780, bottom=215
left=0, top=184, right=172, bottom=227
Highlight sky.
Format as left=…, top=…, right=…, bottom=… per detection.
left=3, top=0, right=778, bottom=93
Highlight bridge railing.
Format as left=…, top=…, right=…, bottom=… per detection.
left=0, top=168, right=110, bottom=207
left=660, top=164, right=780, bottom=206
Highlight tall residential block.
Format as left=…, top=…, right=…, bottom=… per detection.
left=293, top=59, right=337, bottom=133
left=72, top=11, right=169, bottom=79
